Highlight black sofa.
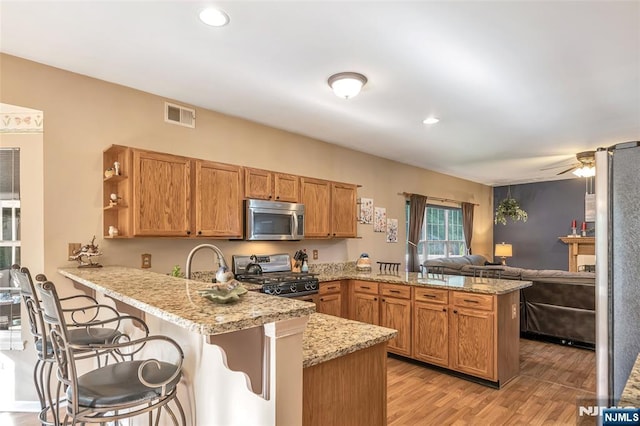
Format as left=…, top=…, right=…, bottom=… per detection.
left=424, top=255, right=595, bottom=347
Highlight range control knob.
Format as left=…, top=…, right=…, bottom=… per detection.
left=290, top=284, right=298, bottom=292
left=274, top=287, right=282, bottom=295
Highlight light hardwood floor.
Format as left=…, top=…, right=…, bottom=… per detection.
left=387, top=338, right=596, bottom=425
left=2, top=338, right=596, bottom=426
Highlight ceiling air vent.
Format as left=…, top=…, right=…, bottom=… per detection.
left=164, top=102, right=195, bottom=128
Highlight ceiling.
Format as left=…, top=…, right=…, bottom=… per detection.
left=1, top=1, right=639, bottom=186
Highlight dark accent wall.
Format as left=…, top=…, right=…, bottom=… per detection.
left=493, top=179, right=590, bottom=270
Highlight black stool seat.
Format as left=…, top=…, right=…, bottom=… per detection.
left=69, top=360, right=182, bottom=408
left=36, top=327, right=120, bottom=354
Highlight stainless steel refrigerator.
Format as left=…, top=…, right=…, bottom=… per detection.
left=595, top=141, right=640, bottom=404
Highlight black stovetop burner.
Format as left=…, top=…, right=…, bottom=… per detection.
left=232, top=253, right=319, bottom=297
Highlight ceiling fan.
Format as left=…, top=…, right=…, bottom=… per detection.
left=541, top=150, right=596, bottom=176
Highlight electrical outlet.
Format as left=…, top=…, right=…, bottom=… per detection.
left=141, top=253, right=152, bottom=269
left=511, top=304, right=517, bottom=319
left=313, top=249, right=318, bottom=260
left=68, top=243, right=81, bottom=260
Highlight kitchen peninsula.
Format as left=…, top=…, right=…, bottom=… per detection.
left=312, top=269, right=532, bottom=387
left=58, top=266, right=396, bottom=426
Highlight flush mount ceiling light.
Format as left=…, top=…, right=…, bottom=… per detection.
left=423, top=117, right=440, bottom=125
left=199, top=7, right=230, bottom=27
left=328, top=72, right=368, bottom=99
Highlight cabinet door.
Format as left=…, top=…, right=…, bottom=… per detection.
left=331, top=182, right=357, bottom=238
left=132, top=150, right=191, bottom=236
left=352, top=292, right=379, bottom=325
left=318, top=293, right=342, bottom=317
left=450, top=307, right=495, bottom=380
left=274, top=173, right=299, bottom=202
left=300, top=177, right=331, bottom=238
left=380, top=297, right=412, bottom=356
left=244, top=168, right=272, bottom=200
left=195, top=160, right=243, bottom=238
left=413, top=302, right=449, bottom=367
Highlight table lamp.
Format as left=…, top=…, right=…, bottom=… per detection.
left=495, top=243, right=513, bottom=265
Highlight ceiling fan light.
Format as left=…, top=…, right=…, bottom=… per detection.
left=328, top=72, right=367, bottom=99
left=573, top=166, right=595, bottom=178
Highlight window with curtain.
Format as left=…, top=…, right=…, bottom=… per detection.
left=0, top=148, right=21, bottom=337
left=407, top=203, right=466, bottom=265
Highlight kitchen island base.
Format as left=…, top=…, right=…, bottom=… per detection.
left=303, top=342, right=388, bottom=426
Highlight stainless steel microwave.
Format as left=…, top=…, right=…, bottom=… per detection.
left=245, top=199, right=304, bottom=241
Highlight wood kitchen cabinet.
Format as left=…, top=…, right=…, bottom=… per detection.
left=132, top=149, right=192, bottom=236
left=300, top=177, right=331, bottom=237
left=245, top=167, right=299, bottom=202
left=350, top=281, right=379, bottom=325
left=103, top=145, right=359, bottom=240
left=129, top=149, right=242, bottom=238
left=411, top=288, right=519, bottom=384
left=194, top=160, right=243, bottom=238
left=301, top=177, right=357, bottom=238
left=330, top=182, right=357, bottom=238
left=413, top=288, right=449, bottom=367
left=379, top=284, right=412, bottom=356
left=318, top=281, right=343, bottom=317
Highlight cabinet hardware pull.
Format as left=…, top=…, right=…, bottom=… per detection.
left=443, top=308, right=447, bottom=312
left=463, top=299, right=479, bottom=303
left=424, top=294, right=436, bottom=298
left=453, top=310, right=458, bottom=314
left=327, top=286, right=336, bottom=290
left=320, top=298, right=324, bottom=302
left=186, top=230, right=191, bottom=235
left=374, top=297, right=378, bottom=301
left=276, top=196, right=280, bottom=200
left=389, top=290, right=400, bottom=293
left=198, top=230, right=202, bottom=235
left=361, top=286, right=370, bottom=290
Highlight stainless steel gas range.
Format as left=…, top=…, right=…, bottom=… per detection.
left=232, top=253, right=319, bottom=303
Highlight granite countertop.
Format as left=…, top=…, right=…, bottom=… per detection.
left=58, top=266, right=315, bottom=336
left=316, top=271, right=532, bottom=294
left=302, top=313, right=397, bottom=368
left=620, top=353, right=640, bottom=407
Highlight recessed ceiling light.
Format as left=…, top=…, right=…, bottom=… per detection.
left=423, top=117, right=440, bottom=125
left=199, top=7, right=230, bottom=27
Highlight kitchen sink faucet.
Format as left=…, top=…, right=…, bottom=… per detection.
left=185, top=244, right=230, bottom=280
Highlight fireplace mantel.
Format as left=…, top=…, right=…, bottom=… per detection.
left=559, top=237, right=595, bottom=272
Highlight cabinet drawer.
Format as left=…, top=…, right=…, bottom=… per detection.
left=414, top=287, right=448, bottom=304
left=353, top=281, right=379, bottom=295
left=381, top=284, right=411, bottom=299
left=451, top=292, right=494, bottom=311
left=319, top=281, right=341, bottom=295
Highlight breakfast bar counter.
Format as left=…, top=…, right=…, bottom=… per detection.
left=58, top=266, right=396, bottom=426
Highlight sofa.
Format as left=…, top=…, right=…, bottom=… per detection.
left=424, top=255, right=596, bottom=347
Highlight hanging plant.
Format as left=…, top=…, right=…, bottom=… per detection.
left=495, top=188, right=528, bottom=225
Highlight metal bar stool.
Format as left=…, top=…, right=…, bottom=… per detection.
left=37, top=279, right=186, bottom=426
left=471, top=266, right=504, bottom=279
left=10, top=265, right=149, bottom=426
left=377, top=261, right=400, bottom=274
